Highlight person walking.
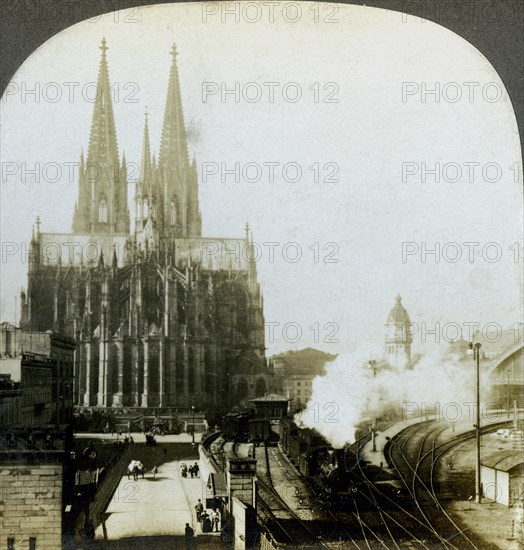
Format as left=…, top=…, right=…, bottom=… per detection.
left=151, top=465, right=158, bottom=479
left=193, top=462, right=199, bottom=477
left=195, top=499, right=204, bottom=522
left=184, top=523, right=194, bottom=550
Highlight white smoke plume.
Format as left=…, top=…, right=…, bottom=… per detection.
left=295, top=341, right=491, bottom=448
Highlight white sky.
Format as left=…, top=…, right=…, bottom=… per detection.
left=1, top=2, right=522, bottom=356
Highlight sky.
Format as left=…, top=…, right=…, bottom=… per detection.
left=1, top=2, right=522, bottom=357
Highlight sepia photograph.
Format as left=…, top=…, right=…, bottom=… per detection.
left=0, top=1, right=523, bottom=549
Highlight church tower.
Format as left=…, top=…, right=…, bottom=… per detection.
left=72, top=38, right=130, bottom=235
left=384, top=294, right=412, bottom=368
left=157, top=43, right=201, bottom=238
left=22, top=40, right=269, bottom=414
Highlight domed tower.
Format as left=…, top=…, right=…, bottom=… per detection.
left=384, top=294, right=412, bottom=368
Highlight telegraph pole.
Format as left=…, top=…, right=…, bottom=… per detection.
left=369, top=360, right=377, bottom=452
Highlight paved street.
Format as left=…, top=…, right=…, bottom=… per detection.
left=95, top=458, right=218, bottom=542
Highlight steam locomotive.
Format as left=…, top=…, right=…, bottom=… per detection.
left=280, top=416, right=410, bottom=509
left=280, top=416, right=360, bottom=504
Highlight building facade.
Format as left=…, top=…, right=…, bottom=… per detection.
left=269, top=348, right=337, bottom=407
left=384, top=294, right=412, bottom=368
left=0, top=324, right=74, bottom=549
left=0, top=323, right=75, bottom=426
left=19, top=41, right=267, bottom=413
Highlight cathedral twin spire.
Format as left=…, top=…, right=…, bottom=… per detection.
left=72, top=38, right=129, bottom=235
left=73, top=38, right=201, bottom=240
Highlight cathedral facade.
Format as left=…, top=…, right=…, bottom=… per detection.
left=20, top=40, right=269, bottom=412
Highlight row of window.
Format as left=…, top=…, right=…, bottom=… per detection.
left=7, top=538, right=36, bottom=550
left=98, top=197, right=179, bottom=225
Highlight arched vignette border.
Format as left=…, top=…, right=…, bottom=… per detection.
left=1, top=0, right=522, bottom=150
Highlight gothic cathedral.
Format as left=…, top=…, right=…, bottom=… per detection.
left=20, top=40, right=269, bottom=413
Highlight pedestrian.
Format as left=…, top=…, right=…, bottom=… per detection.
left=189, top=464, right=194, bottom=478
left=184, top=523, right=194, bottom=550
left=151, top=465, right=158, bottom=479
left=193, top=462, right=199, bottom=477
left=195, top=499, right=204, bottom=522
left=211, top=508, right=220, bottom=532
left=202, top=511, right=211, bottom=533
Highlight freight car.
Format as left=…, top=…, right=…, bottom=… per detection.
left=222, top=410, right=273, bottom=443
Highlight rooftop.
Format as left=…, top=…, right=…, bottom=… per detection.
left=270, top=347, right=337, bottom=376
left=386, top=294, right=411, bottom=324
left=481, top=449, right=524, bottom=472
left=250, top=393, right=290, bottom=402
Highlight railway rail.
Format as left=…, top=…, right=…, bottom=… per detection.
left=257, top=443, right=335, bottom=548
left=386, top=420, right=511, bottom=550
left=203, top=418, right=509, bottom=548
left=261, top=443, right=394, bottom=549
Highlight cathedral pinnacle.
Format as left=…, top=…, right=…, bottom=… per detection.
left=158, top=43, right=189, bottom=169
left=100, top=37, right=108, bottom=56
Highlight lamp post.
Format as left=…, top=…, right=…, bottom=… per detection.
left=369, top=360, right=377, bottom=452
left=468, top=341, right=482, bottom=504
left=191, top=406, right=195, bottom=447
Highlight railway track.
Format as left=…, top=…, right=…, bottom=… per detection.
left=353, top=438, right=431, bottom=549
left=386, top=420, right=511, bottom=549
left=257, top=443, right=337, bottom=548
left=260, top=443, right=398, bottom=548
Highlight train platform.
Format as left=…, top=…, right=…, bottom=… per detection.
left=359, top=415, right=423, bottom=469
left=93, top=458, right=223, bottom=546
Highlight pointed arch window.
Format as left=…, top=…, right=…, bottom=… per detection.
left=170, top=199, right=177, bottom=225
left=98, top=196, right=108, bottom=223
left=143, top=197, right=149, bottom=218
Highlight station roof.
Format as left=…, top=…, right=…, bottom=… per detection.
left=482, top=450, right=524, bottom=473
left=249, top=394, right=289, bottom=403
